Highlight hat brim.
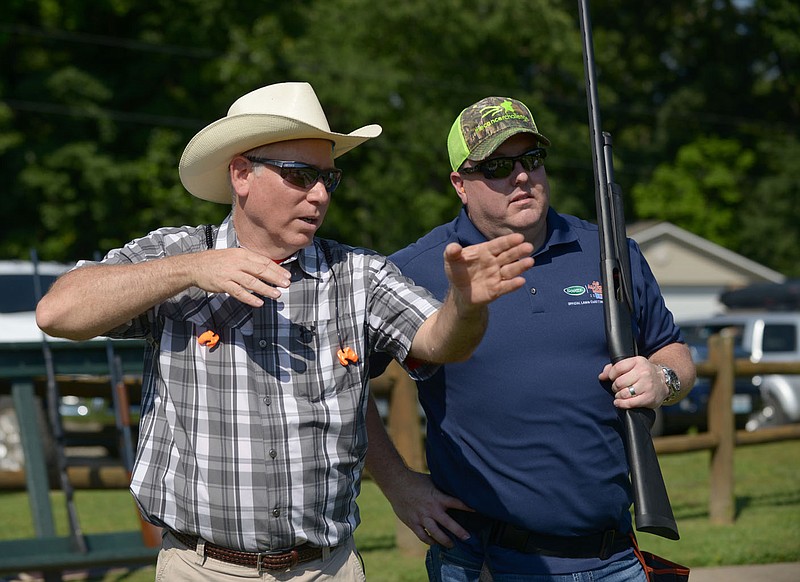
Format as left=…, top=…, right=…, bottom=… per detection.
left=468, top=126, right=551, bottom=163
left=179, top=114, right=382, bottom=203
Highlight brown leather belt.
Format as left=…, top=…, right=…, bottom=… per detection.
left=170, top=530, right=328, bottom=572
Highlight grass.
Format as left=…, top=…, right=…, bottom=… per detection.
left=0, top=440, right=797, bottom=581
left=639, top=440, right=800, bottom=567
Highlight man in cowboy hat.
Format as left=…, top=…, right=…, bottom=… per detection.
left=36, top=82, right=534, bottom=581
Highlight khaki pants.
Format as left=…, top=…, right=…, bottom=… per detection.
left=156, top=531, right=366, bottom=581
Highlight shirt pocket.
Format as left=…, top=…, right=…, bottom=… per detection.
left=156, top=292, right=254, bottom=365
left=280, top=316, right=364, bottom=403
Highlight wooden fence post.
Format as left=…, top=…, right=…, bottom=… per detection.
left=707, top=331, right=736, bottom=525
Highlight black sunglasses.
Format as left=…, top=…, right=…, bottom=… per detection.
left=460, top=148, right=547, bottom=180
left=244, top=156, right=343, bottom=193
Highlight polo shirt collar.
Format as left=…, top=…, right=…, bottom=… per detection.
left=538, top=208, right=579, bottom=255
left=454, top=206, right=579, bottom=256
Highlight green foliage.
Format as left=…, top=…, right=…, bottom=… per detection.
left=0, top=0, right=797, bottom=274
left=631, top=137, right=755, bottom=249
left=739, top=135, right=800, bottom=276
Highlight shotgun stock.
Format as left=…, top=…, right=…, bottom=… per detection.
left=578, top=0, right=679, bottom=540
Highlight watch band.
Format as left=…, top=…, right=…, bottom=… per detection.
left=660, top=365, right=681, bottom=404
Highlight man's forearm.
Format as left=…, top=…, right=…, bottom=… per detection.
left=365, top=394, right=410, bottom=497
left=365, top=392, right=473, bottom=546
left=36, top=256, right=197, bottom=340
left=408, top=289, right=488, bottom=364
left=406, top=234, right=533, bottom=364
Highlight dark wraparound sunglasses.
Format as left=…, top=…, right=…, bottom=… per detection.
left=244, top=156, right=343, bottom=193
left=459, top=148, right=547, bottom=180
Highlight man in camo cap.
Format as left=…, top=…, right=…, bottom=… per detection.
left=367, top=94, right=694, bottom=581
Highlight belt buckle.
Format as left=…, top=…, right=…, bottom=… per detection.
left=289, top=548, right=299, bottom=567
left=256, top=548, right=300, bottom=574
left=599, top=530, right=616, bottom=560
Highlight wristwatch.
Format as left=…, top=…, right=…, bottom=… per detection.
left=660, top=366, right=681, bottom=405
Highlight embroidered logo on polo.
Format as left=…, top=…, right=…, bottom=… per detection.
left=563, top=281, right=603, bottom=305
left=564, top=285, right=586, bottom=297
left=586, top=280, right=603, bottom=299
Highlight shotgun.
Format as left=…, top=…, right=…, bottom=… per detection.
left=31, top=249, right=88, bottom=553
left=577, top=0, right=679, bottom=540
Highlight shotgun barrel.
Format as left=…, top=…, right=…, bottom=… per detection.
left=577, top=0, right=679, bottom=540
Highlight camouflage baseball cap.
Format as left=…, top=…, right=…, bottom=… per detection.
left=447, top=96, right=550, bottom=171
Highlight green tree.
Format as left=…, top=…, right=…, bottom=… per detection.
left=280, top=0, right=590, bottom=253
left=0, top=0, right=299, bottom=261
left=631, top=137, right=754, bottom=249
left=592, top=0, right=800, bottom=275
left=0, top=0, right=797, bottom=276
left=740, top=135, right=800, bottom=276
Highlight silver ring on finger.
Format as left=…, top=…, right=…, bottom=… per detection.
left=628, top=385, right=636, bottom=396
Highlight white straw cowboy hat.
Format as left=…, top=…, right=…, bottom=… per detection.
left=179, top=82, right=383, bottom=203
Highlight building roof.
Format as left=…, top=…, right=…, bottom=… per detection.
left=627, top=221, right=785, bottom=287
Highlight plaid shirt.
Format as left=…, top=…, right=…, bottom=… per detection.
left=89, top=214, right=439, bottom=551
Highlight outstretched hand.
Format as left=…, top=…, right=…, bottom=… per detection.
left=443, top=233, right=534, bottom=307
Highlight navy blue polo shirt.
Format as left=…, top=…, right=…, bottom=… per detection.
left=372, top=207, right=682, bottom=572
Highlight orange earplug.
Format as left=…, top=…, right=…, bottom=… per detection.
left=198, top=330, right=220, bottom=348
left=337, top=346, right=358, bottom=366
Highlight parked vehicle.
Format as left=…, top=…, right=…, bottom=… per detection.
left=720, top=280, right=800, bottom=312
left=652, top=334, right=760, bottom=436
left=0, top=260, right=71, bottom=343
left=673, top=312, right=800, bottom=435
left=0, top=260, right=70, bottom=473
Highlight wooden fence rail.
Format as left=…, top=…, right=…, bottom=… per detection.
left=654, top=330, right=800, bottom=524
left=371, top=330, right=800, bottom=551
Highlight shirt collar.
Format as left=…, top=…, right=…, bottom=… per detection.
left=538, top=208, right=579, bottom=254
left=454, top=206, right=579, bottom=257
left=297, top=242, right=324, bottom=280
left=217, top=212, right=322, bottom=280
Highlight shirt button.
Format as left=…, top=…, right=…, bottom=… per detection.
left=530, top=288, right=537, bottom=295
left=263, top=396, right=271, bottom=405
left=272, top=508, right=280, bottom=517
left=269, top=449, right=277, bottom=458
left=258, top=339, right=267, bottom=348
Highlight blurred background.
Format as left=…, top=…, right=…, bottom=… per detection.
left=2, top=0, right=799, bottom=453
left=0, top=2, right=798, bottom=579
left=0, top=0, right=797, bottom=274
